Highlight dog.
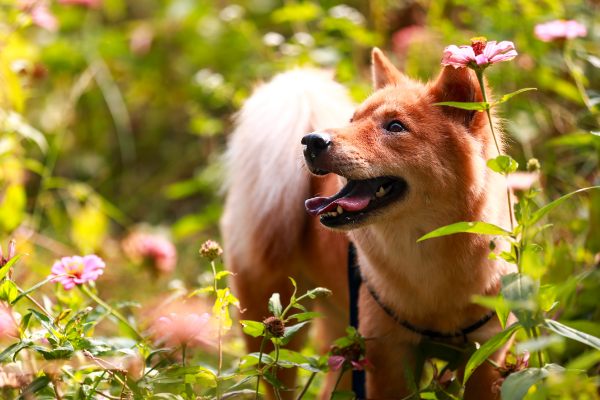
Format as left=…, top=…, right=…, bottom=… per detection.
left=221, top=48, right=517, bottom=399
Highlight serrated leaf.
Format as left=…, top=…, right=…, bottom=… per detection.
left=464, top=323, right=522, bottom=384
left=435, top=101, right=491, bottom=110
left=418, top=221, right=511, bottom=242
left=240, top=320, right=264, bottom=338
left=544, top=319, right=600, bottom=351
left=268, top=293, right=282, bottom=317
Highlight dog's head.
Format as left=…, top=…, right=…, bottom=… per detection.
left=303, top=48, right=498, bottom=231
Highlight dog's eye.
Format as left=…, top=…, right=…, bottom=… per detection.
left=385, top=120, right=407, bottom=133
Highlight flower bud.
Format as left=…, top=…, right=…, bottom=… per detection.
left=527, top=158, right=540, bottom=172
left=7, top=240, right=15, bottom=261
left=310, top=287, right=332, bottom=298
left=263, top=316, right=285, bottom=338
left=199, top=240, right=223, bottom=262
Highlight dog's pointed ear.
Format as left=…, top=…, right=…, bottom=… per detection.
left=430, top=66, right=484, bottom=128
left=372, top=48, right=406, bottom=90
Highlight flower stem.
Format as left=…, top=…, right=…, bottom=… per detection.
left=254, top=336, right=268, bottom=400
left=79, top=284, right=143, bottom=340
left=182, top=342, right=187, bottom=367
left=475, top=68, right=514, bottom=231
left=329, top=368, right=346, bottom=398
left=295, top=372, right=317, bottom=400
left=532, top=326, right=544, bottom=366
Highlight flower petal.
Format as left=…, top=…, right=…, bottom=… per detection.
left=327, top=356, right=345, bottom=371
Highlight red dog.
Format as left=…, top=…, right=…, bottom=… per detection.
left=222, top=49, right=515, bottom=399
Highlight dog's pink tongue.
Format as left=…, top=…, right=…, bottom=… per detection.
left=305, top=183, right=373, bottom=217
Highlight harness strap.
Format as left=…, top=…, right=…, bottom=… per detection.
left=348, top=243, right=365, bottom=398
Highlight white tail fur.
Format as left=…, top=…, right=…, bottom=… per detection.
left=221, top=69, right=354, bottom=266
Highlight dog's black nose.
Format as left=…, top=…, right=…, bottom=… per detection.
left=301, top=132, right=331, bottom=160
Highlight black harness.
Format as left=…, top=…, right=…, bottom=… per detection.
left=347, top=242, right=496, bottom=397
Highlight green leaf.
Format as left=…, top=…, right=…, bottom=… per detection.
left=187, top=287, right=214, bottom=297
left=287, top=312, right=326, bottom=322
left=72, top=337, right=111, bottom=355
left=496, top=293, right=510, bottom=330
left=146, top=347, right=179, bottom=364
left=404, top=358, right=418, bottom=395
left=0, top=254, right=27, bottom=279
left=215, top=271, right=233, bottom=280
left=279, top=321, right=310, bottom=346
left=501, top=274, right=537, bottom=333
left=527, top=186, right=600, bottom=226
left=240, top=320, right=264, bottom=338
left=547, top=133, right=600, bottom=148
left=487, top=155, right=518, bottom=175
left=434, top=101, right=491, bottom=111
left=12, top=274, right=72, bottom=305
left=239, top=352, right=275, bottom=369
left=0, top=280, right=18, bottom=303
left=29, top=309, right=58, bottom=340
left=19, top=312, right=32, bottom=335
left=538, top=285, right=557, bottom=312
left=17, top=375, right=51, bottom=399
left=418, top=222, right=512, bottom=242
left=262, top=370, right=294, bottom=391
left=544, top=319, right=600, bottom=351
left=268, top=293, right=282, bottom=317
left=493, top=88, right=537, bottom=106
left=500, top=364, right=564, bottom=400
left=151, top=395, right=185, bottom=400
left=0, top=339, right=32, bottom=362
left=464, top=322, right=522, bottom=384
left=330, top=390, right=356, bottom=400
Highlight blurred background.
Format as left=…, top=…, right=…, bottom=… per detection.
left=1, top=0, right=600, bottom=385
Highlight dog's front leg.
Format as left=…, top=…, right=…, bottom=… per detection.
left=360, top=286, right=420, bottom=399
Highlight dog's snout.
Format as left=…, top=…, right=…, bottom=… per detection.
left=302, top=132, right=332, bottom=161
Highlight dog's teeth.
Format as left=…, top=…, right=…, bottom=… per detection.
left=372, top=196, right=376, bottom=200
left=337, top=205, right=343, bottom=214
left=331, top=212, right=337, bottom=217
left=376, top=186, right=386, bottom=198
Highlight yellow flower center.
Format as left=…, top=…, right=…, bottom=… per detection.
left=470, top=36, right=487, bottom=56
left=65, top=262, right=84, bottom=278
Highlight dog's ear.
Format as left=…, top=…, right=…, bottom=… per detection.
left=372, top=48, right=406, bottom=90
left=430, top=66, right=484, bottom=128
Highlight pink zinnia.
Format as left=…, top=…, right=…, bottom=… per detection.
left=158, top=313, right=210, bottom=344
left=534, top=20, right=587, bottom=42
left=48, top=255, right=105, bottom=290
left=327, top=355, right=373, bottom=371
left=441, top=37, right=517, bottom=69
left=57, top=0, right=102, bottom=7
left=122, top=233, right=177, bottom=274
left=0, top=307, right=17, bottom=340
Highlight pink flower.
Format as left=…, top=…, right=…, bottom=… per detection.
left=57, top=0, right=102, bottom=7
left=158, top=313, right=210, bottom=344
left=327, top=355, right=373, bottom=371
left=534, top=20, right=587, bottom=42
left=122, top=233, right=177, bottom=274
left=506, top=172, right=539, bottom=191
left=441, top=37, right=517, bottom=69
left=0, top=307, right=17, bottom=340
left=48, top=255, right=105, bottom=290
left=0, top=239, right=16, bottom=267
left=19, top=1, right=60, bottom=32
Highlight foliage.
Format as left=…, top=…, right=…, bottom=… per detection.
left=0, top=0, right=600, bottom=399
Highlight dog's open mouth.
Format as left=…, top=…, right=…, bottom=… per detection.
left=305, top=176, right=408, bottom=227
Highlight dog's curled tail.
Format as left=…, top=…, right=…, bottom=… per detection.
left=221, top=69, right=354, bottom=266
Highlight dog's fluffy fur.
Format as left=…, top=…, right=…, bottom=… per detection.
left=222, top=50, right=517, bottom=399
